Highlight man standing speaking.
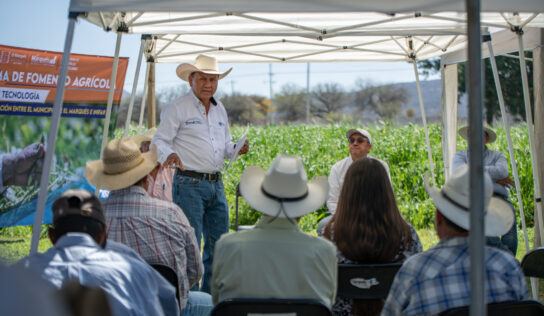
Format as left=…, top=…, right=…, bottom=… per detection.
left=152, top=54, right=249, bottom=293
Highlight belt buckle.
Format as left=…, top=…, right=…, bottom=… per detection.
left=206, top=173, right=213, bottom=181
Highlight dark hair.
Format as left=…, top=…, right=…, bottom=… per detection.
left=51, top=216, right=105, bottom=243
left=438, top=209, right=469, bottom=234
left=324, top=158, right=413, bottom=315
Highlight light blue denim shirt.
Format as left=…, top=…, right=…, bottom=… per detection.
left=17, top=233, right=180, bottom=316
left=452, top=148, right=510, bottom=197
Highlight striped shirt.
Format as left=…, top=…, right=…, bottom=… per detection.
left=381, top=237, right=529, bottom=315
left=103, top=185, right=203, bottom=310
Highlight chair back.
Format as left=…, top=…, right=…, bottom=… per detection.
left=150, top=263, right=180, bottom=302
left=337, top=263, right=402, bottom=299
left=438, top=300, right=544, bottom=316
left=211, top=298, right=331, bottom=316
left=521, top=247, right=544, bottom=278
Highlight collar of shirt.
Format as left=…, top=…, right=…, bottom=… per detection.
left=54, top=232, right=102, bottom=250
left=109, top=185, right=148, bottom=198
left=255, top=215, right=301, bottom=232
left=189, top=89, right=217, bottom=110
left=431, top=236, right=469, bottom=250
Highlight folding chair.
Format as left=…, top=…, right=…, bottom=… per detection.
left=150, top=263, right=180, bottom=302
left=521, top=247, right=544, bottom=278
left=211, top=298, right=332, bottom=316
left=235, top=183, right=255, bottom=231
left=438, top=300, right=544, bottom=316
left=337, top=263, right=402, bottom=299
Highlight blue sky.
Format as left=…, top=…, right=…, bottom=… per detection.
left=1, top=0, right=439, bottom=98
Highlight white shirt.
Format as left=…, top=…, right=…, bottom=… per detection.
left=152, top=91, right=236, bottom=173
left=327, top=155, right=391, bottom=214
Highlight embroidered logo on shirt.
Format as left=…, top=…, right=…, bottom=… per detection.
left=350, top=278, right=380, bottom=289
left=218, top=121, right=225, bottom=126
left=185, top=120, right=202, bottom=125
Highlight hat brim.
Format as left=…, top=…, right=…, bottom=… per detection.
left=459, top=126, right=496, bottom=143
left=130, top=134, right=151, bottom=147
left=239, top=166, right=328, bottom=218
left=176, top=64, right=232, bottom=82
left=425, top=175, right=513, bottom=236
left=86, top=146, right=158, bottom=191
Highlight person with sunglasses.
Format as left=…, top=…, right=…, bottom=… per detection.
left=317, top=128, right=390, bottom=234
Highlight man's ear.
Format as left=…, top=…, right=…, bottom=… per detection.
left=48, top=227, right=57, bottom=245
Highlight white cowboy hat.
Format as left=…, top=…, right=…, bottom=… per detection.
left=425, top=165, right=513, bottom=236
left=458, top=125, right=497, bottom=143
left=86, top=138, right=158, bottom=191
left=176, top=54, right=232, bottom=82
left=239, top=155, right=329, bottom=218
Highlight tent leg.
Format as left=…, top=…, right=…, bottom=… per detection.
left=466, top=0, right=486, bottom=315
left=100, top=32, right=123, bottom=157
left=440, top=61, right=459, bottom=181
left=138, top=62, right=150, bottom=133
left=487, top=39, right=537, bottom=298
left=123, top=36, right=146, bottom=137
left=30, top=13, right=78, bottom=254
left=517, top=33, right=544, bottom=247
left=412, top=61, right=436, bottom=184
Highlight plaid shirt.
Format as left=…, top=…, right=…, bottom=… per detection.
left=103, top=186, right=203, bottom=310
left=381, top=237, right=529, bottom=316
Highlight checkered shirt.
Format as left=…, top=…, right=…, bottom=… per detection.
left=381, top=236, right=529, bottom=316
left=103, top=186, right=203, bottom=310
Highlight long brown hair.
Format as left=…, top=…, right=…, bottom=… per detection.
left=324, top=158, right=412, bottom=262
left=324, top=158, right=413, bottom=316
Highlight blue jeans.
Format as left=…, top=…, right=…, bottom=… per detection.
left=182, top=291, right=213, bottom=316
left=173, top=171, right=229, bottom=294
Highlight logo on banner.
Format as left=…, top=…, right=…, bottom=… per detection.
left=0, top=87, right=50, bottom=103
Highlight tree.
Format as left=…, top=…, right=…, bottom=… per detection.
left=221, top=93, right=264, bottom=124
left=273, top=84, right=307, bottom=122
left=417, top=55, right=534, bottom=124
left=353, top=79, right=408, bottom=120
left=311, top=83, right=346, bottom=118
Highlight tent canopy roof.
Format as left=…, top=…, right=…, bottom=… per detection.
left=79, top=10, right=543, bottom=63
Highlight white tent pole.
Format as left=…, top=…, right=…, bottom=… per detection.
left=487, top=39, right=537, bottom=298
left=138, top=62, right=150, bottom=132
left=30, top=13, right=78, bottom=254
left=517, top=32, right=544, bottom=246
left=412, top=61, right=436, bottom=184
left=100, top=32, right=123, bottom=157
left=124, top=36, right=145, bottom=137
left=440, top=62, right=458, bottom=180
left=306, top=63, right=310, bottom=124
left=466, top=0, right=486, bottom=315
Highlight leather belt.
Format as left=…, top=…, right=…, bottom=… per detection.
left=179, top=169, right=222, bottom=182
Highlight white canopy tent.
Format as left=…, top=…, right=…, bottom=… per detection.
left=31, top=0, right=544, bottom=313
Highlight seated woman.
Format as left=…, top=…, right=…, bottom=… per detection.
left=320, top=158, right=422, bottom=316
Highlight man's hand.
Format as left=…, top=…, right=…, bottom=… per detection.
left=238, top=140, right=250, bottom=155
left=164, top=153, right=184, bottom=170
left=2, top=142, right=45, bottom=186
left=496, top=176, right=514, bottom=189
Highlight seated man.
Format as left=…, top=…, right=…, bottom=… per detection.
left=16, top=189, right=179, bottom=316
left=381, top=166, right=529, bottom=315
left=212, top=154, right=337, bottom=307
left=86, top=137, right=212, bottom=316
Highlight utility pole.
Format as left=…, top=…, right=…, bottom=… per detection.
left=269, top=64, right=275, bottom=123
left=230, top=80, right=236, bottom=95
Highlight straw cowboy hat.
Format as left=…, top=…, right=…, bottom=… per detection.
left=86, top=138, right=158, bottom=191
left=458, top=125, right=497, bottom=143
left=239, top=154, right=328, bottom=218
left=176, top=54, right=232, bottom=82
left=425, top=165, right=513, bottom=236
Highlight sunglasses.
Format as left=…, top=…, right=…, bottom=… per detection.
left=349, top=137, right=368, bottom=144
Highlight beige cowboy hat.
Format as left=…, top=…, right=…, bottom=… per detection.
left=239, top=154, right=329, bottom=218
left=425, top=165, right=513, bottom=236
left=458, top=125, right=497, bottom=143
left=176, top=54, right=232, bottom=82
left=86, top=138, right=158, bottom=191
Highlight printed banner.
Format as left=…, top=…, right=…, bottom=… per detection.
left=0, top=45, right=128, bottom=118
